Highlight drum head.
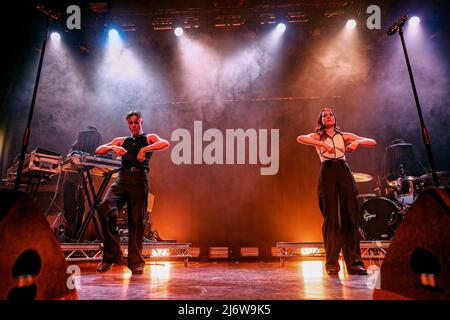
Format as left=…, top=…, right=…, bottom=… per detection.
left=358, top=197, right=402, bottom=240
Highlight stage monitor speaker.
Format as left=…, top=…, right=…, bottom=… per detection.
left=0, top=190, right=77, bottom=300
left=374, top=187, right=450, bottom=300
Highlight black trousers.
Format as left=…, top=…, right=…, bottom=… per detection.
left=99, top=171, right=148, bottom=267
left=317, top=160, right=363, bottom=269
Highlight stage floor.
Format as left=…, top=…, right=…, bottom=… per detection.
left=74, top=259, right=375, bottom=300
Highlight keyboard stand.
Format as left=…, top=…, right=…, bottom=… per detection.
left=75, top=168, right=118, bottom=241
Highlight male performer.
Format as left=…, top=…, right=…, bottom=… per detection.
left=297, top=107, right=376, bottom=275
left=95, top=111, right=169, bottom=274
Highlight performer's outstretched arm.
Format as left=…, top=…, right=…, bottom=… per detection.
left=95, top=137, right=126, bottom=155
left=343, top=133, right=377, bottom=153
left=297, top=133, right=334, bottom=153
left=136, top=134, right=170, bottom=162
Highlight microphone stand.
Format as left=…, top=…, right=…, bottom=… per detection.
left=14, top=11, right=54, bottom=190
left=396, top=26, right=440, bottom=187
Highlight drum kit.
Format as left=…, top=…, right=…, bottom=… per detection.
left=353, top=139, right=444, bottom=241
left=354, top=170, right=418, bottom=241
left=354, top=170, right=417, bottom=241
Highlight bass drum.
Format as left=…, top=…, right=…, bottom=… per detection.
left=358, top=197, right=402, bottom=240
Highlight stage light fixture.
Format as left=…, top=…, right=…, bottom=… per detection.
left=108, top=29, right=119, bottom=39
left=174, top=27, right=184, bottom=37
left=346, top=19, right=357, bottom=29
left=274, top=23, right=286, bottom=35
left=50, top=32, right=61, bottom=41
left=409, top=16, right=420, bottom=26
left=107, top=28, right=122, bottom=49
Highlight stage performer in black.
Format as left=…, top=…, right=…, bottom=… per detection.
left=297, top=107, right=376, bottom=275
left=95, top=111, right=169, bottom=274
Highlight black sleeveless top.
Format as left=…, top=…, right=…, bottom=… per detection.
left=120, top=134, right=152, bottom=171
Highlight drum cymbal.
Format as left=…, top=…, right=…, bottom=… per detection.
left=419, top=171, right=450, bottom=180
left=352, top=172, right=373, bottom=183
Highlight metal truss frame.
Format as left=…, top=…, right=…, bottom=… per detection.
left=60, top=242, right=192, bottom=267
left=276, top=241, right=391, bottom=267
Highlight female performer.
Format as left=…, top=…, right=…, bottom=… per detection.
left=297, top=107, right=376, bottom=275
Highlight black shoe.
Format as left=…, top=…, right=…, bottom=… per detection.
left=96, top=261, right=113, bottom=273
left=347, top=265, right=368, bottom=275
left=325, top=264, right=340, bottom=275
left=129, top=264, right=145, bottom=275
left=326, top=268, right=339, bottom=275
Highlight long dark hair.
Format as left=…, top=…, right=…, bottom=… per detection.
left=315, top=107, right=340, bottom=139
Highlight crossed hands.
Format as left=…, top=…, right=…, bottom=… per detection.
left=321, top=141, right=359, bottom=154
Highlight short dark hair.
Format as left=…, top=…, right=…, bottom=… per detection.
left=126, top=111, right=142, bottom=120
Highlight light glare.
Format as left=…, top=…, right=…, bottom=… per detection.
left=409, top=16, right=420, bottom=26
left=346, top=19, right=357, bottom=29
left=108, top=29, right=122, bottom=49
left=50, top=32, right=61, bottom=41
left=108, top=29, right=119, bottom=39
left=274, top=23, right=286, bottom=35
left=174, top=27, right=184, bottom=37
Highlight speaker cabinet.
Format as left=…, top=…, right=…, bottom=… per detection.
left=374, top=187, right=450, bottom=299
left=0, top=190, right=77, bottom=300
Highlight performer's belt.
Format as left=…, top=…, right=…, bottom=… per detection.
left=323, top=158, right=346, bottom=163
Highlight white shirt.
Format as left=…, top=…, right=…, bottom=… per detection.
left=315, top=132, right=346, bottom=162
